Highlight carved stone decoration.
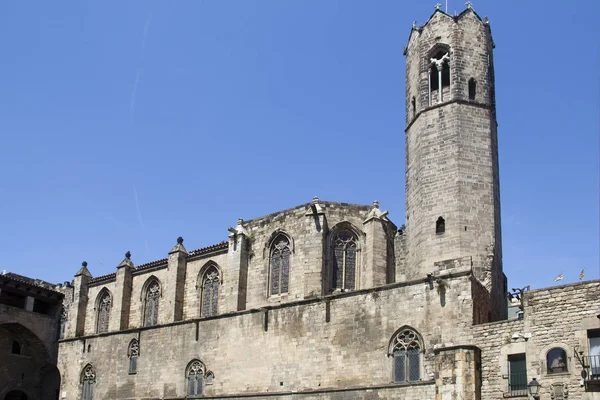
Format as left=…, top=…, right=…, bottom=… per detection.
left=550, top=382, right=568, bottom=400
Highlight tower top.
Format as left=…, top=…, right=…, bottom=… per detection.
left=405, top=5, right=492, bottom=52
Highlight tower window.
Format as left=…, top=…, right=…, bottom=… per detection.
left=429, top=48, right=450, bottom=104
left=411, top=97, right=416, bottom=119
left=469, top=78, right=477, bottom=100
left=96, top=289, right=111, bottom=334
left=436, top=217, right=445, bottom=234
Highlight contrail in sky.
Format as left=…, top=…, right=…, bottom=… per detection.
left=129, top=10, right=153, bottom=127
left=133, top=185, right=150, bottom=256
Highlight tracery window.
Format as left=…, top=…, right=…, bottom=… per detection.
left=429, top=47, right=451, bottom=105
left=391, top=328, right=421, bottom=382
left=144, top=280, right=160, bottom=327
left=96, top=291, right=111, bottom=334
left=81, top=364, right=95, bottom=400
left=128, top=339, right=139, bottom=374
left=332, top=229, right=358, bottom=291
left=201, top=266, right=220, bottom=317
left=187, top=360, right=205, bottom=397
left=269, top=235, right=291, bottom=296
left=547, top=348, right=568, bottom=374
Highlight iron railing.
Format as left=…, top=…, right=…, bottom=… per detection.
left=508, top=372, right=528, bottom=396
left=583, top=355, right=600, bottom=382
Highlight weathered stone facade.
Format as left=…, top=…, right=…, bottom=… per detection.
left=2, top=6, right=598, bottom=400
left=0, top=272, right=63, bottom=399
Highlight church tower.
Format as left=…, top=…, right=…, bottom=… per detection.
left=403, top=5, right=506, bottom=320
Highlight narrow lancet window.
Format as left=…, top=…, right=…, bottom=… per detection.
left=436, top=217, right=445, bottom=234
left=332, top=229, right=358, bottom=291
left=11, top=341, right=21, bottom=354
left=411, top=97, right=416, bottom=119
left=469, top=78, right=477, bottom=101
left=201, top=266, right=220, bottom=317
left=270, top=235, right=291, bottom=296
left=144, top=280, right=160, bottom=327
left=96, top=291, right=111, bottom=334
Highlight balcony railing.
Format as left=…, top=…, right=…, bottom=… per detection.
left=508, top=372, right=528, bottom=396
left=583, top=355, right=600, bottom=382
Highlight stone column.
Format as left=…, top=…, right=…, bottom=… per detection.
left=434, top=345, right=481, bottom=400
left=303, top=197, right=326, bottom=298
left=362, top=201, right=392, bottom=288
left=110, top=252, right=134, bottom=331
left=224, top=219, right=249, bottom=312
left=168, top=237, right=188, bottom=322
left=72, top=262, right=92, bottom=337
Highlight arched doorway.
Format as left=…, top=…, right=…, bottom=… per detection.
left=4, top=390, right=27, bottom=400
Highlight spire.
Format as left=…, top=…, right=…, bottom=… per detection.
left=75, top=261, right=92, bottom=277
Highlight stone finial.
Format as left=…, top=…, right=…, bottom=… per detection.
left=228, top=218, right=249, bottom=237
left=373, top=200, right=380, bottom=209
left=125, top=251, right=131, bottom=260
left=483, top=16, right=489, bottom=24
left=82, top=261, right=88, bottom=267
left=169, top=236, right=188, bottom=255
left=312, top=196, right=319, bottom=204
left=465, top=1, right=473, bottom=9
left=412, top=21, right=417, bottom=29
left=435, top=3, right=442, bottom=9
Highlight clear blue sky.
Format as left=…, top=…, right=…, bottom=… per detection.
left=0, top=1, right=597, bottom=292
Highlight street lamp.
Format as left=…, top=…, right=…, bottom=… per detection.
left=528, top=378, right=540, bottom=399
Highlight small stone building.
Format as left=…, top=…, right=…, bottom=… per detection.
left=4, top=5, right=598, bottom=400
left=0, top=272, right=63, bottom=399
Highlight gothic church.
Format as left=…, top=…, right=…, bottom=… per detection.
left=2, top=5, right=600, bottom=400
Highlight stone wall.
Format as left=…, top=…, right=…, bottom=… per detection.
left=58, top=274, right=476, bottom=399
left=473, top=280, right=600, bottom=400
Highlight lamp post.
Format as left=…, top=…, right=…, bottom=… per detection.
left=528, top=378, right=540, bottom=399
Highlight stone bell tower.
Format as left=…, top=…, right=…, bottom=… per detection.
left=403, top=5, right=506, bottom=320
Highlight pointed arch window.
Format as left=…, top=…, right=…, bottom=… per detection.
left=390, top=328, right=422, bottom=382
left=81, top=364, right=96, bottom=400
left=96, top=291, right=111, bottom=334
left=429, top=47, right=451, bottom=105
left=186, top=360, right=206, bottom=397
left=332, top=229, right=358, bottom=291
left=144, top=280, right=160, bottom=327
left=201, top=267, right=220, bottom=317
left=436, top=217, right=445, bottom=234
left=270, top=235, right=291, bottom=296
left=128, top=339, right=139, bottom=374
